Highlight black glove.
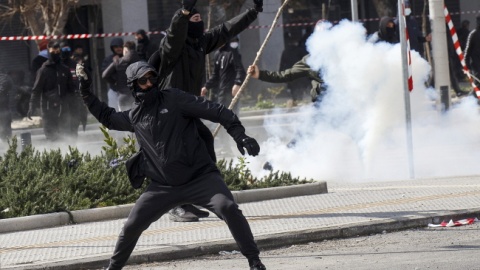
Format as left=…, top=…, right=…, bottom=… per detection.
left=182, top=0, right=197, bottom=12
left=235, top=134, right=260, bottom=156
left=253, top=0, right=263, bottom=12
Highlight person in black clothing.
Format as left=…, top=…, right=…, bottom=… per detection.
left=102, top=41, right=140, bottom=111
left=394, top=0, right=431, bottom=57
left=201, top=36, right=246, bottom=115
left=457, top=20, right=470, bottom=50
left=148, top=0, right=263, bottom=222
left=27, top=41, right=77, bottom=141
left=60, top=43, right=88, bottom=133
left=374, top=16, right=399, bottom=44
left=135, top=29, right=156, bottom=61
left=101, top=37, right=124, bottom=107
left=0, top=70, right=13, bottom=141
left=76, top=61, right=266, bottom=270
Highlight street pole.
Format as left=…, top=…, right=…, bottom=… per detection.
left=428, top=0, right=451, bottom=111
left=398, top=0, right=415, bottom=179
left=351, top=0, right=358, bottom=21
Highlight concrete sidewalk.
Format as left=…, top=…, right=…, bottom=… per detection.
left=1, top=176, right=480, bottom=270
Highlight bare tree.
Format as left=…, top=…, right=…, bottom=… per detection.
left=0, top=0, right=78, bottom=48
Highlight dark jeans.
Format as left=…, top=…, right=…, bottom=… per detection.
left=107, top=171, right=260, bottom=269
left=42, top=101, right=61, bottom=141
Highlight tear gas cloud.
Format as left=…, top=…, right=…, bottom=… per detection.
left=247, top=20, right=480, bottom=182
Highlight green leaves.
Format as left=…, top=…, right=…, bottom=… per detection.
left=0, top=128, right=313, bottom=219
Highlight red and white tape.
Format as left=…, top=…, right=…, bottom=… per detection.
left=444, top=5, right=480, bottom=98
left=428, top=217, right=478, bottom=227
left=0, top=31, right=165, bottom=41
left=2, top=8, right=480, bottom=42
left=401, top=0, right=413, bottom=91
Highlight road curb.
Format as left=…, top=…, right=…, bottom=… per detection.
left=0, top=182, right=327, bottom=234
left=6, top=208, right=480, bottom=270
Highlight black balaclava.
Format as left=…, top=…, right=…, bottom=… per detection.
left=187, top=9, right=204, bottom=39
left=48, top=41, right=61, bottom=64
left=61, top=46, right=71, bottom=64
left=476, top=15, right=480, bottom=29
left=386, top=27, right=396, bottom=40
left=136, top=29, right=149, bottom=44
left=132, top=84, right=158, bottom=105
left=49, top=53, right=61, bottom=64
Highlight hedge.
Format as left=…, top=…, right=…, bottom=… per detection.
left=0, top=127, right=312, bottom=219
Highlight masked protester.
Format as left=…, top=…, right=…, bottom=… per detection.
left=60, top=42, right=88, bottom=133
left=148, top=0, right=263, bottom=224
left=27, top=40, right=76, bottom=141
left=102, top=41, right=140, bottom=111
left=394, top=0, right=432, bottom=57
left=375, top=16, right=399, bottom=44
left=76, top=61, right=266, bottom=270
left=101, top=37, right=124, bottom=107
left=202, top=36, right=246, bottom=115
left=134, top=29, right=156, bottom=60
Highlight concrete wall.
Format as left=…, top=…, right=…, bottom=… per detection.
left=459, top=2, right=480, bottom=31
left=238, top=0, right=285, bottom=103
left=101, top=0, right=149, bottom=56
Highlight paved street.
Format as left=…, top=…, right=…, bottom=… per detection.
left=120, top=222, right=480, bottom=270
left=1, top=176, right=480, bottom=269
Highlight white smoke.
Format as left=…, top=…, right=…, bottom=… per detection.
left=248, top=20, right=480, bottom=182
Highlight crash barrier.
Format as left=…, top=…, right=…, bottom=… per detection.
left=444, top=5, right=480, bottom=99
left=2, top=8, right=479, bottom=41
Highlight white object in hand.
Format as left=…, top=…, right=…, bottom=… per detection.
left=76, top=63, right=88, bottom=80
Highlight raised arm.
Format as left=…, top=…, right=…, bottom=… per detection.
left=77, top=64, right=133, bottom=132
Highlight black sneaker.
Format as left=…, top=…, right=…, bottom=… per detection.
left=250, top=260, right=267, bottom=270
left=169, top=205, right=199, bottom=222
left=182, top=204, right=210, bottom=218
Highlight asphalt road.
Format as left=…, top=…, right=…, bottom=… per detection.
left=115, top=222, right=480, bottom=270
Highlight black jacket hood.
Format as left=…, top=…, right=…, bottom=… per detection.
left=110, top=37, right=124, bottom=53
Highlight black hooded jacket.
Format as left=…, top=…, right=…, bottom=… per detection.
left=82, top=63, right=247, bottom=186
left=149, top=8, right=258, bottom=96
left=376, top=17, right=399, bottom=44
left=204, top=44, right=246, bottom=103
left=30, top=59, right=76, bottom=110
left=102, top=50, right=141, bottom=94
left=100, top=38, right=124, bottom=92
left=136, top=30, right=157, bottom=61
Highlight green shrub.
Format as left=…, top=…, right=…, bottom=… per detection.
left=0, top=129, right=313, bottom=219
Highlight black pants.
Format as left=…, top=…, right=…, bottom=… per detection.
left=108, top=171, right=260, bottom=269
